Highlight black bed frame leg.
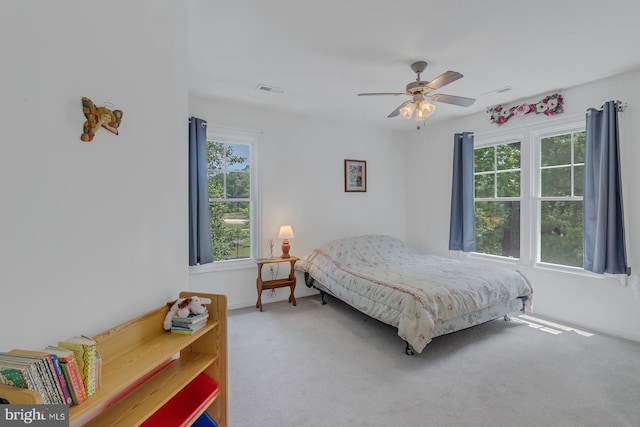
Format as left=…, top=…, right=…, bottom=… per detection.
left=404, top=341, right=415, bottom=356
left=319, top=290, right=327, bottom=305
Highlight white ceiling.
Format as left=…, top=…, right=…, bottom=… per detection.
left=188, top=1, right=640, bottom=131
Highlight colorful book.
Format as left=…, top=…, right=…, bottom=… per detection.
left=170, top=320, right=207, bottom=334
left=94, top=349, right=102, bottom=391
left=58, top=336, right=98, bottom=397
left=0, top=358, right=39, bottom=392
left=83, top=335, right=102, bottom=392
left=45, top=346, right=86, bottom=405
left=170, top=328, right=199, bottom=335
left=0, top=365, right=28, bottom=388
left=48, top=353, right=74, bottom=406
left=10, top=349, right=66, bottom=406
left=171, top=311, right=209, bottom=335
left=58, top=363, right=79, bottom=405
left=171, top=311, right=209, bottom=325
left=0, top=353, right=52, bottom=404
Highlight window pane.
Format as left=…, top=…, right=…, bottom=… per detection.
left=496, top=171, right=520, bottom=197
left=210, top=201, right=250, bottom=261
left=475, top=201, right=520, bottom=258
left=496, top=142, right=520, bottom=170
left=207, top=141, right=225, bottom=170
left=208, top=171, right=224, bottom=198
left=474, top=146, right=494, bottom=173
left=226, top=143, right=250, bottom=171
left=574, top=131, right=585, bottom=163
left=206, top=138, right=253, bottom=263
left=474, top=147, right=494, bottom=173
left=574, top=165, right=583, bottom=196
left=475, top=174, right=494, bottom=198
left=541, top=167, right=571, bottom=196
left=540, top=201, right=582, bottom=267
left=226, top=171, right=250, bottom=198
left=541, top=135, right=571, bottom=166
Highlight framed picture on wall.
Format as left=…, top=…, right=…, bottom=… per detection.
left=344, top=159, right=367, bottom=192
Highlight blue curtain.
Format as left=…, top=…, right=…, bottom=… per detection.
left=189, top=117, right=213, bottom=266
left=583, top=101, right=630, bottom=275
left=449, top=132, right=476, bottom=252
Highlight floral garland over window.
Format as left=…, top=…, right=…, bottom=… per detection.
left=488, top=93, right=564, bottom=125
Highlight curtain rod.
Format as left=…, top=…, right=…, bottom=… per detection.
left=187, top=119, right=263, bottom=134
left=208, top=124, right=264, bottom=135
left=588, top=101, right=627, bottom=114
left=188, top=118, right=207, bottom=127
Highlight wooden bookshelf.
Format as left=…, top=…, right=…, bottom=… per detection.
left=0, top=291, right=227, bottom=427
left=0, top=383, right=42, bottom=404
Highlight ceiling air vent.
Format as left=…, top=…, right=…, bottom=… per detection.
left=496, top=86, right=512, bottom=93
left=256, top=84, right=285, bottom=94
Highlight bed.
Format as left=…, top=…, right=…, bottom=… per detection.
left=295, top=234, right=533, bottom=354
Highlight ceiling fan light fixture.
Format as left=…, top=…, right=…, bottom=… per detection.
left=399, top=102, right=416, bottom=119
left=415, top=101, right=436, bottom=121
left=359, top=60, right=475, bottom=124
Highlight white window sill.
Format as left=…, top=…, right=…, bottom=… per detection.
left=464, top=253, right=610, bottom=280
left=189, top=258, right=255, bottom=274
left=464, top=252, right=520, bottom=267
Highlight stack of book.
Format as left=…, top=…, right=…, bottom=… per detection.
left=58, top=336, right=100, bottom=397
left=44, top=345, right=87, bottom=406
left=170, top=310, right=209, bottom=334
left=0, top=336, right=101, bottom=407
left=0, top=348, right=78, bottom=406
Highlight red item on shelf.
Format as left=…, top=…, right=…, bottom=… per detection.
left=140, top=373, right=219, bottom=427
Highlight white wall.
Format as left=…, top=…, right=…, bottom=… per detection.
left=188, top=94, right=407, bottom=309
left=405, top=70, right=640, bottom=342
left=3, top=2, right=636, bottom=353
left=0, top=1, right=189, bottom=349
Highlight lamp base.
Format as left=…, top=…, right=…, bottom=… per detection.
left=281, top=239, right=290, bottom=258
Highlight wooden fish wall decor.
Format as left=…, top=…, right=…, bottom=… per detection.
left=80, top=97, right=123, bottom=142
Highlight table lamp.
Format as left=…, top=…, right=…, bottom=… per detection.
left=279, top=225, right=294, bottom=258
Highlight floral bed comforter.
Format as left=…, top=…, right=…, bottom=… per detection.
left=295, top=234, right=533, bottom=353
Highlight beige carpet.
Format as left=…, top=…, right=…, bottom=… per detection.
left=228, top=295, right=640, bottom=427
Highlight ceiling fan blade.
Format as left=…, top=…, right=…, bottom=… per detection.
left=387, top=100, right=412, bottom=118
left=358, top=92, right=405, bottom=96
left=425, top=71, right=463, bottom=91
left=429, top=93, right=475, bottom=107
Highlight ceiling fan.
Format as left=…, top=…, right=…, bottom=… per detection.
left=358, top=61, right=475, bottom=122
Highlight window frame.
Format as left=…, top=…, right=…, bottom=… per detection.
left=190, top=126, right=260, bottom=273
left=473, top=140, right=523, bottom=259
left=469, top=118, right=592, bottom=276
left=531, top=123, right=585, bottom=271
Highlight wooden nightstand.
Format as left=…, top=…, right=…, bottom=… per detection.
left=254, top=256, right=299, bottom=312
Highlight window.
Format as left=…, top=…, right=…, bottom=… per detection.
left=474, top=141, right=521, bottom=258
left=538, top=130, right=584, bottom=267
left=473, top=123, right=585, bottom=269
left=206, top=130, right=257, bottom=263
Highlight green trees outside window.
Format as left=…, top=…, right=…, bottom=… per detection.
left=474, top=142, right=521, bottom=258
left=539, top=131, right=584, bottom=267
left=207, top=141, right=251, bottom=261
left=473, top=129, right=585, bottom=268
